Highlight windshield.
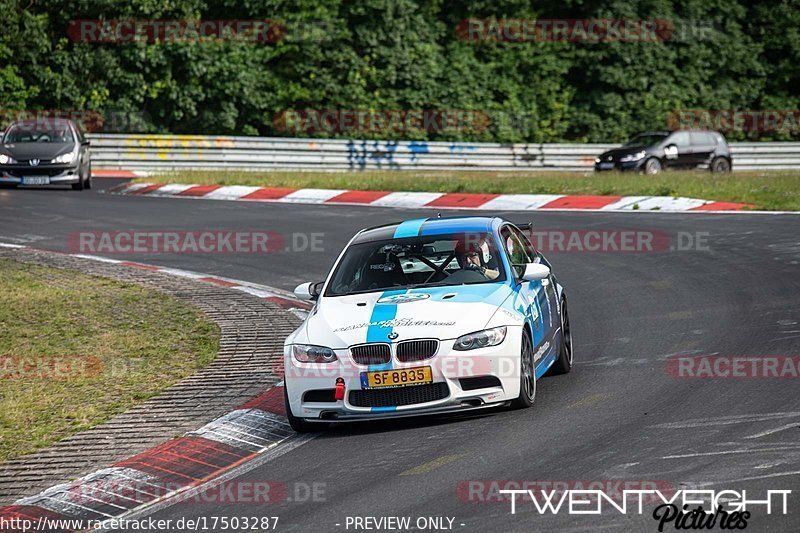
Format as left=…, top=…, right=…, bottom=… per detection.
left=325, top=232, right=506, bottom=297
left=4, top=125, right=74, bottom=143
left=624, top=133, right=668, bottom=147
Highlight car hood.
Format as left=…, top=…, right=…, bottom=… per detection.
left=1, top=142, right=74, bottom=160
left=598, top=146, right=649, bottom=160
left=303, top=283, right=520, bottom=348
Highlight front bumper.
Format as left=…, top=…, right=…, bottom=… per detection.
left=1, top=165, right=81, bottom=185
left=284, top=327, right=524, bottom=422
left=594, top=159, right=645, bottom=172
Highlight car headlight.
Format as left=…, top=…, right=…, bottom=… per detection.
left=620, top=151, right=646, bottom=163
left=53, top=152, right=76, bottom=164
left=292, top=344, right=338, bottom=363
left=594, top=158, right=601, bottom=163
left=453, top=326, right=507, bottom=351
left=0, top=154, right=14, bottom=164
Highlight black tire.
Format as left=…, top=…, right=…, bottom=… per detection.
left=85, top=165, right=92, bottom=190
left=71, top=173, right=85, bottom=191
left=511, top=328, right=536, bottom=409
left=548, top=296, right=574, bottom=375
left=284, top=384, right=317, bottom=433
left=642, top=157, right=662, bottom=175
left=710, top=157, right=731, bottom=173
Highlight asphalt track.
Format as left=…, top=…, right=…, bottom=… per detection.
left=1, top=181, right=799, bottom=531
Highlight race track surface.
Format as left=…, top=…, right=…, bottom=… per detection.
left=1, top=182, right=798, bottom=531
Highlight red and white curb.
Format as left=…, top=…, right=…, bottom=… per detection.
left=0, top=386, right=294, bottom=531
left=0, top=243, right=312, bottom=530
left=106, top=181, right=752, bottom=212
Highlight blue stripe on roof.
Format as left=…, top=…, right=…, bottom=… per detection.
left=393, top=219, right=427, bottom=238
left=418, top=218, right=492, bottom=236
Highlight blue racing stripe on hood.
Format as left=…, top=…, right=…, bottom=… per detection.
left=365, top=289, right=406, bottom=370
left=393, top=218, right=427, bottom=238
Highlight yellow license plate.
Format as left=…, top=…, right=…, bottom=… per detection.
left=363, top=366, right=433, bottom=388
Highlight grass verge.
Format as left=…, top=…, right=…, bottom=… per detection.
left=139, top=170, right=800, bottom=211
left=0, top=259, right=219, bottom=463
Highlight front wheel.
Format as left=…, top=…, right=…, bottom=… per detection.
left=642, top=157, right=662, bottom=175
left=548, top=297, right=573, bottom=375
left=511, top=329, right=536, bottom=409
left=71, top=174, right=85, bottom=191
left=284, top=384, right=317, bottom=433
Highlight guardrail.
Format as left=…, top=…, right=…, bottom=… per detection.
left=85, top=134, right=800, bottom=172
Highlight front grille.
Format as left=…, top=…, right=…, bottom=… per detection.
left=5, top=166, right=71, bottom=177
left=350, top=343, right=391, bottom=365
left=459, top=376, right=502, bottom=391
left=349, top=382, right=449, bottom=408
left=396, top=339, right=439, bottom=362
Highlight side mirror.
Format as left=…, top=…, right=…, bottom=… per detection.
left=521, top=263, right=550, bottom=282
left=82, top=140, right=90, bottom=146
left=294, top=281, right=323, bottom=300
left=664, top=144, right=678, bottom=159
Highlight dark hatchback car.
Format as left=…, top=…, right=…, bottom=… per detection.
left=0, top=118, right=92, bottom=190
left=594, top=130, right=732, bottom=174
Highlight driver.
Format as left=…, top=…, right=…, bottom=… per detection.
left=464, top=249, right=500, bottom=280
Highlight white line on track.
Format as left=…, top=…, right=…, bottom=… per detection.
left=662, top=447, right=800, bottom=459
left=692, top=470, right=800, bottom=487
left=744, top=423, right=800, bottom=440
left=651, top=412, right=800, bottom=429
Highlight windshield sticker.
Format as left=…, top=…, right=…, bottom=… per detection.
left=333, top=316, right=455, bottom=332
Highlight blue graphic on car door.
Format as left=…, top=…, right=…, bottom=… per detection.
left=500, top=225, right=556, bottom=373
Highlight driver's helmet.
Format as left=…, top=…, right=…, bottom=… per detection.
left=458, top=233, right=493, bottom=269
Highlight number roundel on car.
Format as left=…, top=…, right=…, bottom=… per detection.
left=377, top=293, right=430, bottom=304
